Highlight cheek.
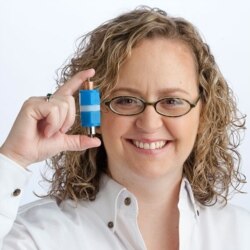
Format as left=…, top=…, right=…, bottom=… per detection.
left=166, top=115, right=200, bottom=142
left=100, top=113, right=132, bottom=165
left=101, top=113, right=118, bottom=133
left=100, top=112, right=131, bottom=140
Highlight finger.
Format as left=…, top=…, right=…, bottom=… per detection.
left=62, top=134, right=101, bottom=151
left=46, top=95, right=75, bottom=132
left=43, top=104, right=67, bottom=137
left=55, top=69, right=95, bottom=96
left=59, top=95, right=76, bottom=133
left=29, top=98, right=66, bottom=138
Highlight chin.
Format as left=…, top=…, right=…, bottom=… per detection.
left=131, top=162, right=178, bottom=180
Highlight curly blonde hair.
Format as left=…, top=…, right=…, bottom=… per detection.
left=47, top=6, right=246, bottom=205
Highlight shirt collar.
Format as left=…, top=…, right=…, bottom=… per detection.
left=179, top=177, right=200, bottom=220
left=88, top=174, right=200, bottom=231
left=89, top=174, right=127, bottom=231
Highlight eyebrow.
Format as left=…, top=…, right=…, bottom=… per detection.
left=111, top=87, right=191, bottom=96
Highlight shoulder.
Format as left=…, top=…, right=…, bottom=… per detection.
left=17, top=197, right=89, bottom=224
left=16, top=197, right=106, bottom=230
left=197, top=202, right=250, bottom=245
left=18, top=198, right=62, bottom=219
left=15, top=197, right=98, bottom=234
left=15, top=198, right=102, bottom=240
left=199, top=202, right=250, bottom=223
left=16, top=198, right=73, bottom=231
left=5, top=198, right=112, bottom=249
left=19, top=197, right=58, bottom=212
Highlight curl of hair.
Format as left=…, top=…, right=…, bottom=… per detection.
left=46, top=6, right=246, bottom=206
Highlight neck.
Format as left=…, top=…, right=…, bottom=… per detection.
left=111, top=171, right=181, bottom=250
left=110, top=169, right=182, bottom=211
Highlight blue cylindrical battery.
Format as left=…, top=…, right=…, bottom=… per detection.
left=79, top=89, right=101, bottom=128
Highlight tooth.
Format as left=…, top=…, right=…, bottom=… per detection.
left=133, top=140, right=166, bottom=149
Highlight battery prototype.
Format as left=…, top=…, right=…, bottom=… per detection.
left=79, top=78, right=100, bottom=137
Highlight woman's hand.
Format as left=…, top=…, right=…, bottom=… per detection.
left=0, top=69, right=101, bottom=168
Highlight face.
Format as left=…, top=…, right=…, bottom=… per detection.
left=100, top=38, right=201, bottom=183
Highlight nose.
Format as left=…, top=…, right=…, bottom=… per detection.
left=135, top=105, right=163, bottom=132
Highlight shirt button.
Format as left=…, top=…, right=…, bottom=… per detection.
left=124, top=197, right=131, bottom=206
left=107, top=221, right=114, bottom=228
left=12, top=189, right=21, bottom=196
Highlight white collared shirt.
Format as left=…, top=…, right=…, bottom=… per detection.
left=0, top=153, right=250, bottom=250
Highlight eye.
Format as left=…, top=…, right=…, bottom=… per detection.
left=113, top=96, right=140, bottom=106
left=161, top=98, right=185, bottom=106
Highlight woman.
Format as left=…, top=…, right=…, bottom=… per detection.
left=0, top=6, right=249, bottom=250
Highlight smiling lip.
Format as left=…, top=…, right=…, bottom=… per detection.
left=128, top=139, right=169, bottom=150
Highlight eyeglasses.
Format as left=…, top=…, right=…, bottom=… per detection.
left=103, top=95, right=200, bottom=117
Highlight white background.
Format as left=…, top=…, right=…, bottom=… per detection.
left=0, top=0, right=249, bottom=210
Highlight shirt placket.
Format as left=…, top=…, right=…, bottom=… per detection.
left=114, top=190, right=147, bottom=250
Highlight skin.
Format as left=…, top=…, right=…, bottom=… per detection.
left=101, top=37, right=201, bottom=249
left=0, top=69, right=101, bottom=167
left=101, top=37, right=201, bottom=187
left=0, top=38, right=201, bottom=249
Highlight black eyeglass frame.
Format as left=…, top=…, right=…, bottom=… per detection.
left=103, top=95, right=201, bottom=118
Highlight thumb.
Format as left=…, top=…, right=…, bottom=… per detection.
left=62, top=134, right=101, bottom=151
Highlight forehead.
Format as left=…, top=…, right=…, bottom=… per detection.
left=113, top=38, right=198, bottom=97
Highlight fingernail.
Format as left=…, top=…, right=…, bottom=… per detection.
left=88, top=68, right=95, bottom=75
left=60, top=127, right=67, bottom=134
left=93, top=137, right=101, bottom=146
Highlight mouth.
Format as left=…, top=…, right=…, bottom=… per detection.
left=130, top=139, right=168, bottom=150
